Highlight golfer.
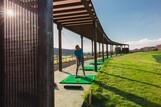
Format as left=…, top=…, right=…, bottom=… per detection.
left=74, top=45, right=86, bottom=77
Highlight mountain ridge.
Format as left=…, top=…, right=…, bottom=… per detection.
left=54, top=48, right=74, bottom=55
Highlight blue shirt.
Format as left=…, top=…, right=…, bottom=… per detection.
left=74, top=49, right=83, bottom=58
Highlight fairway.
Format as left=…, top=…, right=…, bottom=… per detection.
left=83, top=51, right=161, bottom=107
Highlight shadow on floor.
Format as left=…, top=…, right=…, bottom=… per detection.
left=153, top=55, right=161, bottom=63
left=54, top=61, right=76, bottom=71
left=64, top=85, right=84, bottom=90
left=62, top=70, right=73, bottom=75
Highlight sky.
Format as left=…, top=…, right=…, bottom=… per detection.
left=54, top=0, right=161, bottom=51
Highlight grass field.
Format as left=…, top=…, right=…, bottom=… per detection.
left=83, top=51, right=161, bottom=107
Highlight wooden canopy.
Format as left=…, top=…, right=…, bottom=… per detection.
left=53, top=0, right=126, bottom=45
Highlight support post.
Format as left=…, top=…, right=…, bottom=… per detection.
left=102, top=43, right=104, bottom=62
left=127, top=44, right=130, bottom=53
left=99, top=43, right=101, bottom=57
left=115, top=45, right=117, bottom=56
left=91, top=40, right=94, bottom=56
left=81, top=35, right=84, bottom=68
left=110, top=45, right=113, bottom=57
left=121, top=45, right=123, bottom=54
left=38, top=0, right=54, bottom=106
left=57, top=24, right=62, bottom=72
left=93, top=21, right=98, bottom=72
left=81, top=35, right=83, bottom=49
left=113, top=45, right=114, bottom=55
left=106, top=44, right=109, bottom=58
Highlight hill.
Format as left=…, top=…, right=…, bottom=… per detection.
left=54, top=48, right=74, bottom=56
left=132, top=44, right=161, bottom=52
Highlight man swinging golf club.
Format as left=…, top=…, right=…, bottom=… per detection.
left=74, top=45, right=86, bottom=78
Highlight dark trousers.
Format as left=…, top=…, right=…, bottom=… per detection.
left=76, top=57, right=85, bottom=76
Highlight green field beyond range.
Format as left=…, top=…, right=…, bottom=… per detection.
left=83, top=51, right=161, bottom=107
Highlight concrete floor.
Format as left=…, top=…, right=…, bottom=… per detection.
left=54, top=60, right=97, bottom=107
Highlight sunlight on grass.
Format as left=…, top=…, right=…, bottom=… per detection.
left=83, top=51, right=161, bottom=107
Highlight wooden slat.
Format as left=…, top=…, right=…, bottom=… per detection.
left=54, top=10, right=87, bottom=16
left=53, top=6, right=85, bottom=14
left=54, top=16, right=90, bottom=21
left=82, top=0, right=96, bottom=20
left=53, top=0, right=81, bottom=5
left=62, top=19, right=93, bottom=25
left=54, top=11, right=88, bottom=17
left=53, top=5, right=84, bottom=11
left=53, top=0, right=82, bottom=8
left=56, top=17, right=91, bottom=23
left=53, top=0, right=124, bottom=45
left=54, top=14, right=90, bottom=20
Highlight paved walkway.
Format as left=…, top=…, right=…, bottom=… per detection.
left=54, top=59, right=97, bottom=107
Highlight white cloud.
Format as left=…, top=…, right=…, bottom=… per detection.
left=125, top=38, right=161, bottom=50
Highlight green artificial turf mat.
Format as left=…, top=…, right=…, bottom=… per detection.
left=89, top=61, right=104, bottom=65
left=83, top=65, right=101, bottom=71
left=60, top=75, right=96, bottom=84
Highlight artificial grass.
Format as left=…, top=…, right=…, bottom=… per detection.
left=60, top=74, right=96, bottom=84
left=89, top=57, right=111, bottom=65
left=83, top=65, right=101, bottom=71
left=89, top=61, right=104, bottom=65
left=83, top=51, right=161, bottom=107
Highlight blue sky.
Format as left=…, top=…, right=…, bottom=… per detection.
left=54, top=0, right=161, bottom=51
left=92, top=0, right=161, bottom=41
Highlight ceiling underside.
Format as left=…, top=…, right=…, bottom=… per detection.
left=53, top=0, right=126, bottom=45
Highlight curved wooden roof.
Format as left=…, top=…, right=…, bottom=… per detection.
left=53, top=0, right=126, bottom=45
